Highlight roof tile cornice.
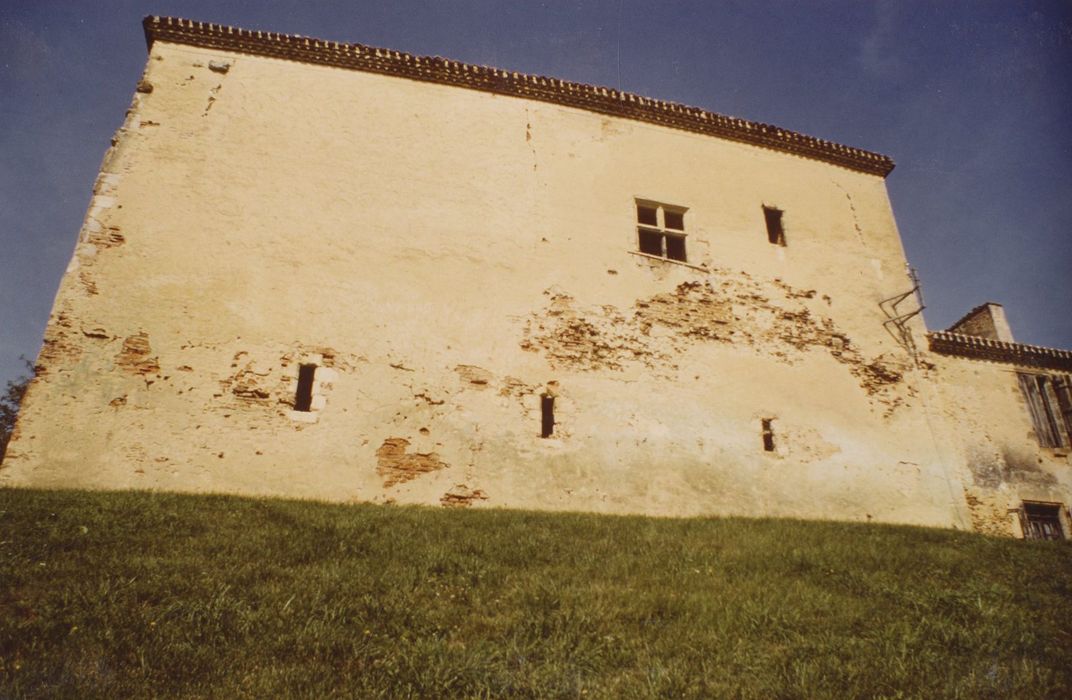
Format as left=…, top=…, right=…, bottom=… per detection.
left=928, top=331, right=1072, bottom=372
left=143, top=16, right=895, bottom=177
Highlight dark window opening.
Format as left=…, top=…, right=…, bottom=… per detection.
left=1022, top=502, right=1065, bottom=540
left=636, top=204, right=658, bottom=227
left=638, top=229, right=663, bottom=256
left=665, top=234, right=687, bottom=261
left=761, top=418, right=775, bottom=452
left=295, top=363, right=316, bottom=412
left=635, top=200, right=688, bottom=263
left=541, top=394, right=555, bottom=438
left=763, top=206, right=786, bottom=246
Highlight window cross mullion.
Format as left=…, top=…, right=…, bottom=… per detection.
left=635, top=200, right=687, bottom=263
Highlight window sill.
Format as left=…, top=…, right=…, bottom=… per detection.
left=628, top=250, right=709, bottom=272
left=288, top=410, right=319, bottom=423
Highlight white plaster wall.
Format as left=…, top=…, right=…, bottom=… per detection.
left=929, top=354, right=1072, bottom=535
left=4, top=42, right=969, bottom=527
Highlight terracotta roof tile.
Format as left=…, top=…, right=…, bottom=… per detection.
left=928, top=331, right=1072, bottom=372
left=142, top=16, right=895, bottom=177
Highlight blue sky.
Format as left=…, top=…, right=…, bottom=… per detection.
left=1, top=0, right=1070, bottom=386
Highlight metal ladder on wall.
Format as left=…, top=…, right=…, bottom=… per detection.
left=880, top=266, right=926, bottom=361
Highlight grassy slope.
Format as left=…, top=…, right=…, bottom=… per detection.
left=1, top=489, right=1070, bottom=699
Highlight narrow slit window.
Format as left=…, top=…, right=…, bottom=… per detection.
left=763, top=206, right=786, bottom=246
left=295, top=363, right=316, bottom=412
left=761, top=418, right=775, bottom=452
left=541, top=394, right=555, bottom=438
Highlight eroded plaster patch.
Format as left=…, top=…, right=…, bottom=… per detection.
left=440, top=483, right=488, bottom=508
left=36, top=309, right=82, bottom=374
left=521, top=272, right=910, bottom=412
left=115, top=332, right=160, bottom=377
left=964, top=492, right=1016, bottom=537
left=455, top=364, right=493, bottom=388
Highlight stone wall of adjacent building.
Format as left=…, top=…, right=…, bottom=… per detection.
left=927, top=350, right=1072, bottom=536
left=0, top=38, right=1013, bottom=530
left=948, top=303, right=1015, bottom=343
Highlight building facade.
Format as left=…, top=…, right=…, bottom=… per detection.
left=3, top=17, right=1070, bottom=538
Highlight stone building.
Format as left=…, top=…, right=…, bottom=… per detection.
left=3, top=16, right=1070, bottom=539
left=928, top=304, right=1072, bottom=538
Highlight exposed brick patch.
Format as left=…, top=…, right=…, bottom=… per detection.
left=115, top=332, right=160, bottom=376
left=523, top=272, right=910, bottom=412
left=440, top=484, right=489, bottom=508
left=75, top=228, right=125, bottom=296
left=78, top=270, right=98, bottom=295
left=280, top=346, right=351, bottom=371
left=772, top=278, right=818, bottom=300
left=231, top=378, right=271, bottom=400
left=964, top=492, right=1014, bottom=537
left=521, top=293, right=666, bottom=371
left=36, top=310, right=81, bottom=374
left=499, top=376, right=539, bottom=399
left=81, top=327, right=110, bottom=340
left=634, top=281, right=734, bottom=340
left=222, top=352, right=274, bottom=402
left=455, top=364, right=493, bottom=388
left=86, top=228, right=125, bottom=249
left=376, top=438, right=448, bottom=488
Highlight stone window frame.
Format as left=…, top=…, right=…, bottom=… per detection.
left=1018, top=500, right=1068, bottom=540
left=287, top=358, right=338, bottom=423
left=634, top=199, right=689, bottom=263
left=1016, top=371, right=1072, bottom=449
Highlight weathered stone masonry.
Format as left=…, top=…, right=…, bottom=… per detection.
left=4, top=17, right=1070, bottom=538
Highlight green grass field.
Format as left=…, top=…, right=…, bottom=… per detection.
left=1, top=488, right=1070, bottom=698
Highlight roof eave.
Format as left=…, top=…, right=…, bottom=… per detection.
left=141, top=15, right=896, bottom=177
